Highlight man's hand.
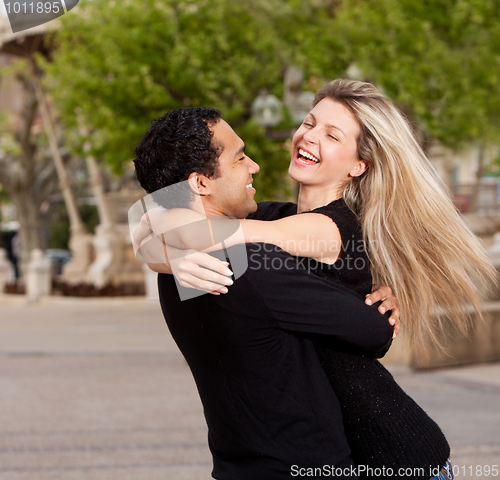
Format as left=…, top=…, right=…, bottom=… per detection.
left=365, top=285, right=400, bottom=339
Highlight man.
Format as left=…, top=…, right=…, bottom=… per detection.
left=133, top=107, right=398, bottom=480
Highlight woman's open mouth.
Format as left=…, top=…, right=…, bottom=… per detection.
left=295, top=148, right=320, bottom=167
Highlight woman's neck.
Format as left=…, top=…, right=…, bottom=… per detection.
left=297, top=185, right=343, bottom=213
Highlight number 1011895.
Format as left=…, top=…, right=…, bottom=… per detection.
left=4, top=2, right=62, bottom=14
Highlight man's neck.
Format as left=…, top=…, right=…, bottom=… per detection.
left=192, top=198, right=240, bottom=219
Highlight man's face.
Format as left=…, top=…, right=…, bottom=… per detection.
left=204, top=120, right=260, bottom=219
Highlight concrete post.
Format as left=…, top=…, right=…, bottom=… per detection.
left=0, top=248, right=13, bottom=293
left=142, top=263, right=159, bottom=302
left=26, top=248, right=52, bottom=302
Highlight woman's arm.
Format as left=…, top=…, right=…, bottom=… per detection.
left=238, top=214, right=342, bottom=262
left=137, top=207, right=342, bottom=263
left=137, top=210, right=401, bottom=331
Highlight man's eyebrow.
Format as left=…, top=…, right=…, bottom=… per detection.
left=308, top=113, right=345, bottom=136
left=234, top=143, right=246, bottom=157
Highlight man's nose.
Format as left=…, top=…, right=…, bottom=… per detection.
left=247, top=157, right=260, bottom=174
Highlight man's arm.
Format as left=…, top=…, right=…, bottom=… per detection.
left=244, top=244, right=394, bottom=357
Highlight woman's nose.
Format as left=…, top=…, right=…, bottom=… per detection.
left=303, top=128, right=318, bottom=144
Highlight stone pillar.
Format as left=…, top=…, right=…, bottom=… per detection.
left=0, top=248, right=13, bottom=293
left=486, top=233, right=500, bottom=300
left=62, top=232, right=95, bottom=285
left=487, top=232, right=500, bottom=267
left=87, top=224, right=123, bottom=288
left=26, top=248, right=52, bottom=302
left=142, top=263, right=159, bottom=302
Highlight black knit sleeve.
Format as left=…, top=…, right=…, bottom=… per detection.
left=305, top=200, right=360, bottom=249
left=299, top=199, right=373, bottom=297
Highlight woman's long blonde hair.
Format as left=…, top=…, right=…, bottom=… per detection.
left=314, top=79, right=496, bottom=347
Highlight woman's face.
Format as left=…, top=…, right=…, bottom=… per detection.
left=289, top=98, right=367, bottom=190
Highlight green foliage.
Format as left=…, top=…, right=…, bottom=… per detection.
left=333, top=0, right=500, bottom=149
left=43, top=0, right=345, bottom=199
left=44, top=0, right=500, bottom=195
left=47, top=217, right=70, bottom=249
left=48, top=203, right=99, bottom=249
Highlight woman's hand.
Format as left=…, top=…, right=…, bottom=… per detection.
left=138, top=228, right=234, bottom=295
left=365, top=285, right=401, bottom=339
left=170, top=250, right=234, bottom=295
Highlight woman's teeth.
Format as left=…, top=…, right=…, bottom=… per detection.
left=246, top=183, right=253, bottom=189
left=298, top=148, right=319, bottom=163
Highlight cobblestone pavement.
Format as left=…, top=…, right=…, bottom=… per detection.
left=0, top=296, right=499, bottom=480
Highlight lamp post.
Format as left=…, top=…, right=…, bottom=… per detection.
left=251, top=89, right=283, bottom=128
left=251, top=66, right=315, bottom=139
left=251, top=67, right=315, bottom=200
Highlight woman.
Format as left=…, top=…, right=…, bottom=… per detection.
left=138, top=80, right=495, bottom=479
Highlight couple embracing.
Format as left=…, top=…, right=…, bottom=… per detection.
left=132, top=79, right=494, bottom=479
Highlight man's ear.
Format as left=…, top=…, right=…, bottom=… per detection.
left=350, top=160, right=369, bottom=178
left=187, top=171, right=211, bottom=197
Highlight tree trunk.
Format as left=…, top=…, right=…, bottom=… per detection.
left=29, top=57, right=87, bottom=236
left=8, top=191, right=46, bottom=268
left=0, top=70, right=59, bottom=273
left=77, top=116, right=113, bottom=228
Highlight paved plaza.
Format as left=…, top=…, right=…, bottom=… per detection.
left=0, top=295, right=499, bottom=480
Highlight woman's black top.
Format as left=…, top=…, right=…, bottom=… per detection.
left=248, top=199, right=450, bottom=480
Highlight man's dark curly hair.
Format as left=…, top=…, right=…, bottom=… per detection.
left=134, top=107, right=222, bottom=208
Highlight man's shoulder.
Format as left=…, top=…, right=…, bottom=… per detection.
left=237, top=243, right=331, bottom=297
left=246, top=201, right=297, bottom=221
left=243, top=242, right=304, bottom=275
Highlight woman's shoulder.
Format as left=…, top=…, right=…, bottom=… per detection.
left=305, top=198, right=361, bottom=240
left=308, top=198, right=357, bottom=221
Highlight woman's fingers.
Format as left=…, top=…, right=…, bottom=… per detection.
left=392, top=314, right=401, bottom=339
left=365, top=284, right=401, bottom=338
left=172, top=251, right=233, bottom=293
left=177, top=274, right=231, bottom=294
left=381, top=299, right=401, bottom=338
left=186, top=251, right=233, bottom=278
left=365, top=284, right=391, bottom=305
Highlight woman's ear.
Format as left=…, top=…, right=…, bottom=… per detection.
left=187, top=172, right=210, bottom=196
left=350, top=160, right=369, bottom=178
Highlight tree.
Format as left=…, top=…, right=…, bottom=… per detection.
left=0, top=60, right=60, bottom=267
left=43, top=0, right=346, bottom=201
left=332, top=0, right=500, bottom=151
